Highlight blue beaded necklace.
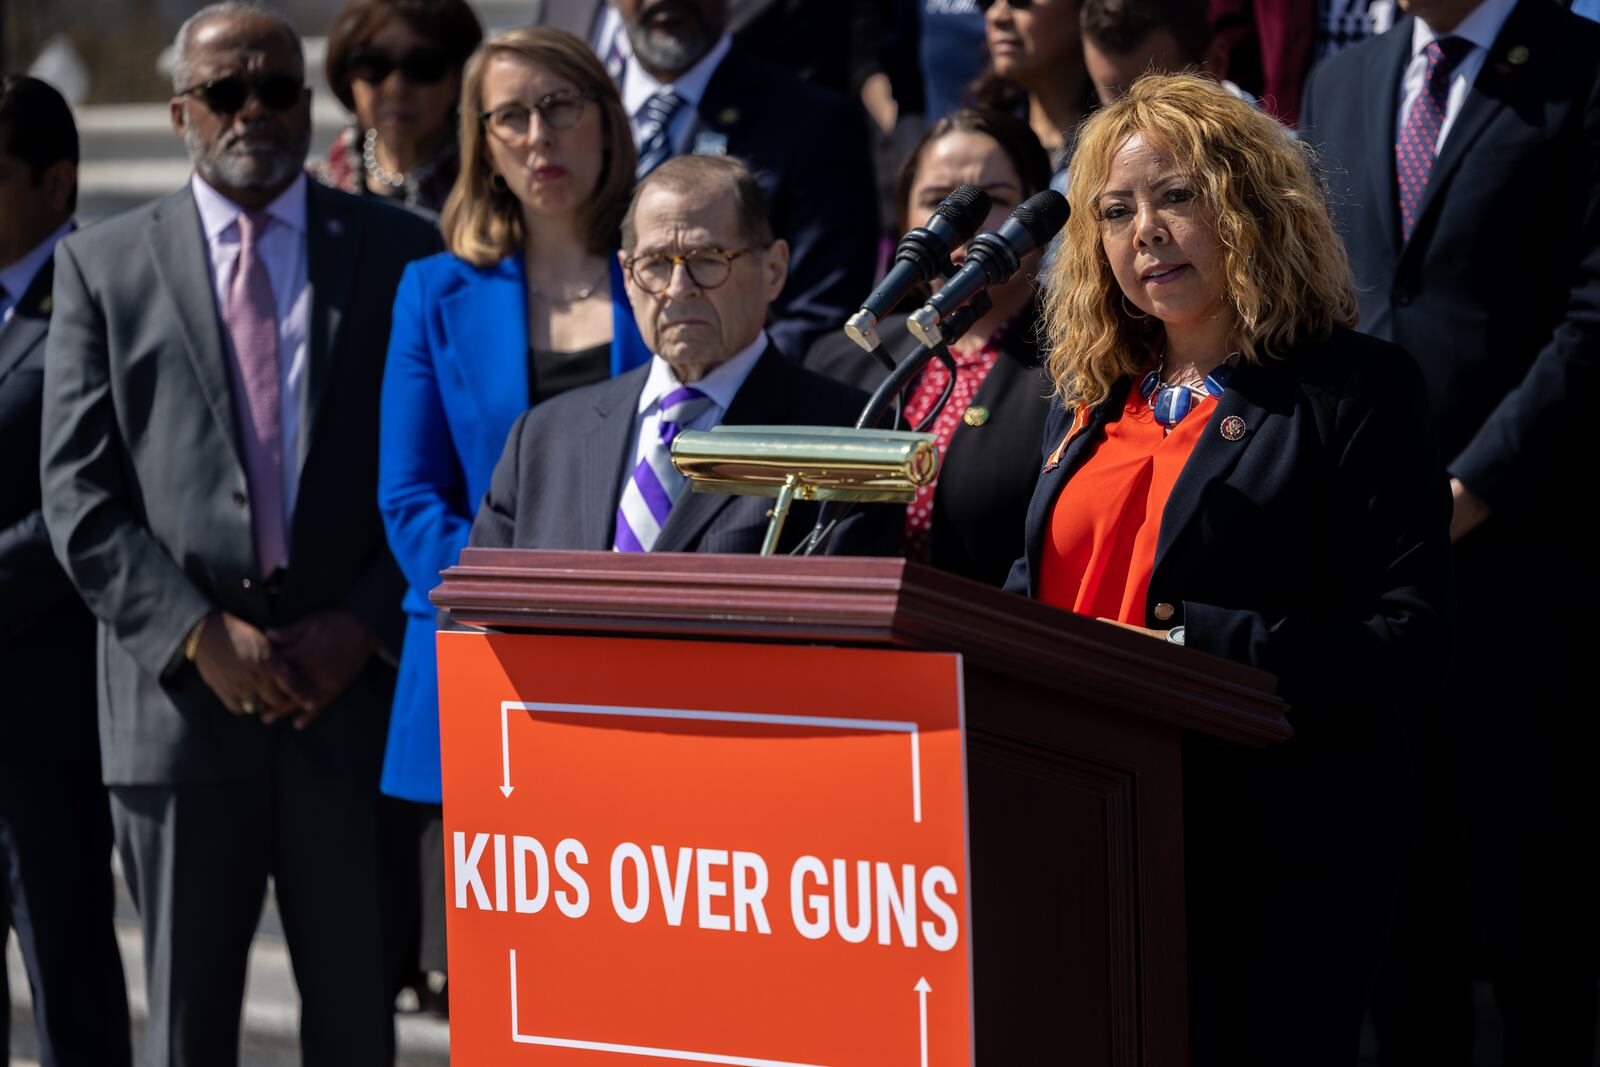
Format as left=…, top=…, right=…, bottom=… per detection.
left=1139, top=352, right=1237, bottom=428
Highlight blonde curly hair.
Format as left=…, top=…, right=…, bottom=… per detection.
left=1041, top=72, right=1358, bottom=407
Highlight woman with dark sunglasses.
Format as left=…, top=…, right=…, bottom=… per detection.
left=315, top=0, right=482, bottom=212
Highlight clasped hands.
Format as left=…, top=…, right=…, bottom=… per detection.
left=190, top=609, right=378, bottom=729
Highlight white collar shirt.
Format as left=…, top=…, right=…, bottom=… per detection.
left=0, top=220, right=72, bottom=329
left=191, top=171, right=311, bottom=543
left=1395, top=0, right=1518, bottom=155
left=622, top=33, right=733, bottom=157
left=619, top=329, right=770, bottom=501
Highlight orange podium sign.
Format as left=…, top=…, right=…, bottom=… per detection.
left=437, top=631, right=973, bottom=1066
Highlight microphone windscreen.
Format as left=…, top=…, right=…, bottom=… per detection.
left=934, top=184, right=992, bottom=237
left=1011, top=190, right=1070, bottom=248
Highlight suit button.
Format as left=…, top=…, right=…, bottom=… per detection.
left=232, top=489, right=247, bottom=507
left=242, top=578, right=253, bottom=591
left=1392, top=287, right=1413, bottom=307
left=1153, top=603, right=1176, bottom=621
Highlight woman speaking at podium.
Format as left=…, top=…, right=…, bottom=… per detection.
left=1004, top=74, right=1454, bottom=1065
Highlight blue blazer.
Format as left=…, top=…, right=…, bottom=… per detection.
left=377, top=250, right=650, bottom=802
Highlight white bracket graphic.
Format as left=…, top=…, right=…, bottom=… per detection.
left=509, top=949, right=832, bottom=1066
left=498, top=701, right=922, bottom=822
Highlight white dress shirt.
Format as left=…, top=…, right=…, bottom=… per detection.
left=1395, top=0, right=1518, bottom=155
left=0, top=220, right=72, bottom=330
left=619, top=329, right=770, bottom=500
left=622, top=33, right=733, bottom=158
left=191, top=171, right=310, bottom=550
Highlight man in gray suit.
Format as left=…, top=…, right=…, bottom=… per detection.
left=39, top=4, right=439, bottom=1064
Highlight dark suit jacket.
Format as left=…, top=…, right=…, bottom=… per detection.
left=693, top=48, right=880, bottom=361
left=469, top=344, right=897, bottom=556
left=806, top=307, right=1054, bottom=587
left=1005, top=329, right=1454, bottom=843
left=1300, top=2, right=1600, bottom=544
left=40, top=181, right=441, bottom=785
left=0, top=254, right=97, bottom=765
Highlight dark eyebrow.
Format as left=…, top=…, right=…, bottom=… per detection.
left=1097, top=173, right=1186, bottom=201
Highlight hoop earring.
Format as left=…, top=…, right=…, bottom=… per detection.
left=1120, top=292, right=1150, bottom=320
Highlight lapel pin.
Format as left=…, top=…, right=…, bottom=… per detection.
left=963, top=405, right=990, bottom=427
left=717, top=107, right=740, bottom=127
left=1220, top=415, right=1247, bottom=441
left=37, top=295, right=52, bottom=314
left=1507, top=45, right=1530, bottom=65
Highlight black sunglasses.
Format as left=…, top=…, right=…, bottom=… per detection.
left=178, top=74, right=304, bottom=113
left=347, top=45, right=452, bottom=86
left=976, top=0, right=1033, bottom=8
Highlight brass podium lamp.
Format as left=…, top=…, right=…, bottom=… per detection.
left=670, top=426, right=940, bottom=555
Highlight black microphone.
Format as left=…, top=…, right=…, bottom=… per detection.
left=843, top=184, right=992, bottom=353
left=905, top=189, right=1069, bottom=348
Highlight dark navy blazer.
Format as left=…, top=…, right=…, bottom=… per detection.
left=376, top=251, right=650, bottom=802
left=1007, top=328, right=1454, bottom=715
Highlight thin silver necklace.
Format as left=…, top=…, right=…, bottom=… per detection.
left=527, top=266, right=608, bottom=307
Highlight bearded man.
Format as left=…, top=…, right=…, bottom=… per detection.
left=39, top=3, right=439, bottom=1064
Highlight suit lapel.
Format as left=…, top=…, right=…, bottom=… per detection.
left=146, top=188, right=244, bottom=469
left=301, top=182, right=361, bottom=472
left=1406, top=6, right=1536, bottom=249
left=652, top=346, right=788, bottom=553
left=1151, top=361, right=1281, bottom=575
left=687, top=55, right=753, bottom=157
left=1366, top=21, right=1415, bottom=254
left=0, top=259, right=53, bottom=385
left=1021, top=381, right=1128, bottom=595
left=583, top=368, right=649, bottom=549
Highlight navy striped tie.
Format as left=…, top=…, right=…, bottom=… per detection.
left=614, top=386, right=714, bottom=552
left=635, top=90, right=685, bottom=178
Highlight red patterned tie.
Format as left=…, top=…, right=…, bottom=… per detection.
left=1395, top=36, right=1472, bottom=242
left=222, top=211, right=287, bottom=574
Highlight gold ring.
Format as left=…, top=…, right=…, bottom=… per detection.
left=241, top=699, right=259, bottom=715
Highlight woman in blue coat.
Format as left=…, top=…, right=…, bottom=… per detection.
left=376, top=27, right=647, bottom=989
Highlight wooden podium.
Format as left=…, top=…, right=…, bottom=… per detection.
left=433, top=548, right=1289, bottom=1066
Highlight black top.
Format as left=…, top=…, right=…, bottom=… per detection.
left=528, top=342, right=611, bottom=406
left=805, top=305, right=1054, bottom=588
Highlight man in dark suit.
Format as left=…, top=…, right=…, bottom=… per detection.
left=471, top=154, right=889, bottom=555
left=596, top=0, right=879, bottom=361
left=39, top=7, right=440, bottom=1065
left=1300, top=0, right=1600, bottom=1061
left=0, top=73, right=131, bottom=1067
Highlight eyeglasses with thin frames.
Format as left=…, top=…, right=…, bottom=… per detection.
left=480, top=89, right=598, bottom=142
left=624, top=247, right=761, bottom=294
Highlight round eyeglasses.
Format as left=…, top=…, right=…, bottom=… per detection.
left=480, top=89, right=597, bottom=142
left=623, top=247, right=759, bottom=294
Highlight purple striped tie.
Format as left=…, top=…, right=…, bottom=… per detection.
left=222, top=211, right=288, bottom=574
left=614, top=386, right=713, bottom=552
left=1395, top=36, right=1472, bottom=242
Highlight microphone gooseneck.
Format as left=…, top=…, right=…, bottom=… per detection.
left=905, top=189, right=1069, bottom=348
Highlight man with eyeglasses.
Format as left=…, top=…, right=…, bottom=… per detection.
left=469, top=154, right=894, bottom=557
left=39, top=3, right=440, bottom=1065
left=581, top=0, right=879, bottom=362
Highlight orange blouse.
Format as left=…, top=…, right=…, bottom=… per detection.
left=1037, top=389, right=1219, bottom=624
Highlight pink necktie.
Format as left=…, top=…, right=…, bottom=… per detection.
left=1395, top=36, right=1472, bottom=242
left=223, top=211, right=287, bottom=574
